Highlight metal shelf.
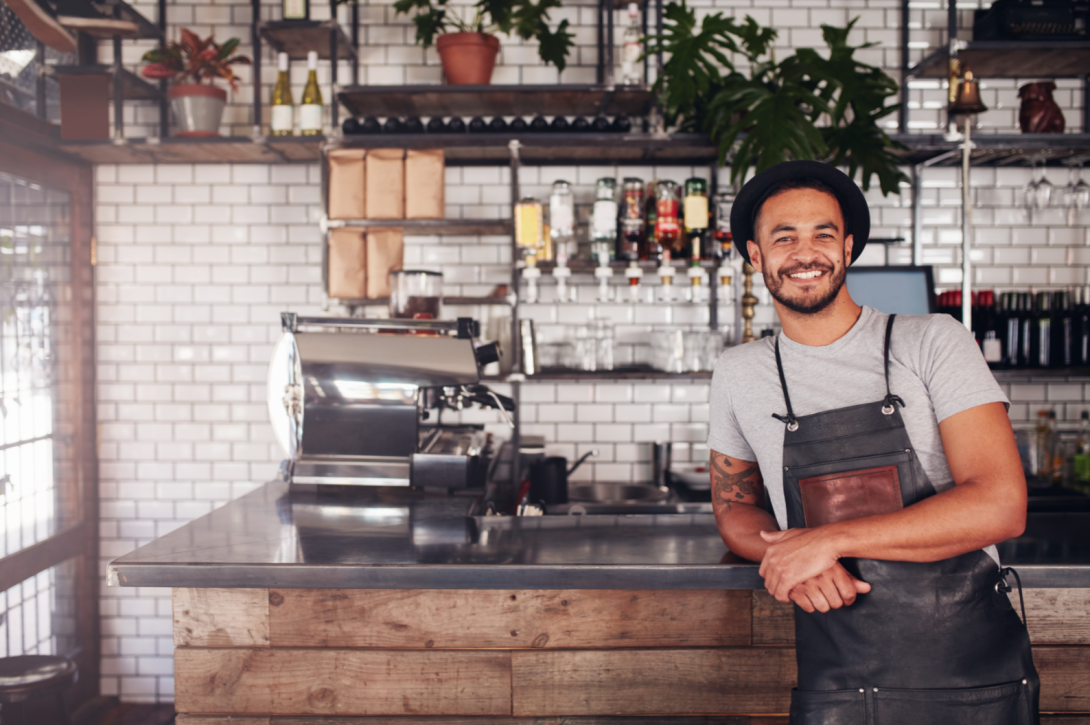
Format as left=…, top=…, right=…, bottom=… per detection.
left=52, top=65, right=161, bottom=102
left=327, top=219, right=511, bottom=236
left=535, top=259, right=721, bottom=273
left=515, top=368, right=713, bottom=381
left=332, top=295, right=513, bottom=307
left=336, top=84, right=654, bottom=119
left=894, top=133, right=1090, bottom=167
left=57, top=135, right=325, bottom=163
left=259, top=21, right=358, bottom=60
left=908, top=41, right=1090, bottom=79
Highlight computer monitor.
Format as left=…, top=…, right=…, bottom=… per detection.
left=845, top=265, right=936, bottom=316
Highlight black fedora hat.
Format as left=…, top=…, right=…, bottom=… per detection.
left=729, top=160, right=869, bottom=265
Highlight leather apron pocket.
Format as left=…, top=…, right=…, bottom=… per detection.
left=871, top=680, right=1033, bottom=725
left=790, top=688, right=866, bottom=725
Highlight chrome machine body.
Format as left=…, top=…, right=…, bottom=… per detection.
left=269, top=313, right=508, bottom=488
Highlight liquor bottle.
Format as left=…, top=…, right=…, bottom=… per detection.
left=360, top=116, right=381, bottom=133
left=270, top=53, right=294, bottom=136
left=980, top=290, right=1003, bottom=365
left=468, top=117, right=487, bottom=133
left=592, top=116, right=611, bottom=132
left=571, top=116, right=590, bottom=132
left=611, top=115, right=632, bottom=133
left=1021, top=292, right=1034, bottom=368
left=615, top=178, right=642, bottom=262
left=1057, top=289, right=1075, bottom=368
left=425, top=117, right=446, bottom=133
left=283, top=0, right=308, bottom=21
left=299, top=51, right=322, bottom=136
left=1074, top=411, right=1090, bottom=489
left=643, top=181, right=661, bottom=262
left=1033, top=291, right=1052, bottom=368
left=620, top=2, right=642, bottom=85
left=1035, top=409, right=1054, bottom=480
left=509, top=117, right=528, bottom=132
left=403, top=117, right=424, bottom=134
left=591, top=178, right=619, bottom=264
left=683, top=177, right=709, bottom=261
left=1078, top=286, right=1090, bottom=365
left=654, top=180, right=682, bottom=258
left=447, top=117, right=466, bottom=133
left=383, top=117, right=404, bottom=133
left=550, top=116, right=570, bottom=132
left=529, top=116, right=549, bottom=132
left=549, top=180, right=576, bottom=263
left=488, top=116, right=508, bottom=132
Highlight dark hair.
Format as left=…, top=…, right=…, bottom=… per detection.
left=750, top=177, right=846, bottom=240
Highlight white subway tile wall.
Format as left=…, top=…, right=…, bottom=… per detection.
left=91, top=0, right=1090, bottom=706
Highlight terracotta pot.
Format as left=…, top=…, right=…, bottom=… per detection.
left=436, top=32, right=500, bottom=85
left=168, top=83, right=227, bottom=137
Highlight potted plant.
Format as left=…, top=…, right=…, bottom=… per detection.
left=393, top=0, right=573, bottom=84
left=141, top=29, right=251, bottom=137
left=648, top=2, right=906, bottom=196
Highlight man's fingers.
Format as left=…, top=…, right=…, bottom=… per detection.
left=760, top=530, right=787, bottom=542
left=829, top=566, right=860, bottom=606
left=789, top=591, right=816, bottom=614
left=854, top=577, right=872, bottom=593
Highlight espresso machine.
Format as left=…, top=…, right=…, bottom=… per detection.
left=269, top=313, right=511, bottom=489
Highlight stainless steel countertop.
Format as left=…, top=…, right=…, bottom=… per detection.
left=108, top=481, right=1090, bottom=590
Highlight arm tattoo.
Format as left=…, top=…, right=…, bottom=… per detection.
left=710, top=456, right=762, bottom=515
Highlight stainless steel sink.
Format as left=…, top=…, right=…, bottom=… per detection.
left=568, top=482, right=670, bottom=503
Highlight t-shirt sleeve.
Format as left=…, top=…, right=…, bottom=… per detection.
left=706, top=354, right=758, bottom=461
left=920, top=314, right=1010, bottom=422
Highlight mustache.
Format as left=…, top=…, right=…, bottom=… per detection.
left=779, top=263, right=834, bottom=278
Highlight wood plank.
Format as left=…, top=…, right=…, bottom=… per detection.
left=1025, top=589, right=1090, bottom=644
left=269, top=590, right=751, bottom=649
left=751, top=591, right=794, bottom=646
left=511, top=648, right=796, bottom=716
left=179, top=718, right=786, bottom=724
left=175, top=649, right=512, bottom=716
left=177, top=718, right=270, bottom=725
left=1037, top=646, right=1090, bottom=712
left=174, top=589, right=269, bottom=647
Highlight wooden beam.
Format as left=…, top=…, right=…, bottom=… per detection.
left=751, top=591, right=794, bottom=646
left=0, top=523, right=88, bottom=594
left=1024, top=590, right=1090, bottom=644
left=511, top=648, right=797, bottom=716
left=174, top=589, right=270, bottom=647
left=174, top=649, right=512, bottom=716
left=268, top=589, right=752, bottom=649
left=1037, top=647, right=1090, bottom=712
left=176, top=717, right=790, bottom=725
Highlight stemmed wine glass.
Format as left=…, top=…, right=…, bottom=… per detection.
left=1062, top=164, right=1090, bottom=226
left=1023, top=157, right=1053, bottom=224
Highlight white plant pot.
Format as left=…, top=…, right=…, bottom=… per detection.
left=168, top=84, right=227, bottom=137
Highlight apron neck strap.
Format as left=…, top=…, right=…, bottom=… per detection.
left=884, top=314, right=906, bottom=411
left=772, top=313, right=906, bottom=430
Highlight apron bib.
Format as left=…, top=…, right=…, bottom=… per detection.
left=772, top=315, right=1040, bottom=725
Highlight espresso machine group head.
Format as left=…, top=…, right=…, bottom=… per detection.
left=268, top=313, right=510, bottom=489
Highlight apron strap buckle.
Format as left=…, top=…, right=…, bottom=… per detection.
left=882, top=394, right=906, bottom=415
left=772, top=413, right=800, bottom=432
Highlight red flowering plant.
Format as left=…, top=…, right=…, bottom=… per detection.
left=141, top=28, right=251, bottom=90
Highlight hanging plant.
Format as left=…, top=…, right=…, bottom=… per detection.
left=647, top=3, right=907, bottom=196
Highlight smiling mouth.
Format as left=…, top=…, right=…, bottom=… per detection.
left=786, top=269, right=827, bottom=281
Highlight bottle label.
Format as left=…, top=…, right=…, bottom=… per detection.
left=982, top=338, right=1002, bottom=363
left=591, top=200, right=618, bottom=237
left=550, top=201, right=574, bottom=234
left=299, top=104, right=322, bottom=132
left=623, top=40, right=641, bottom=65
left=684, top=196, right=708, bottom=230
left=656, top=198, right=679, bottom=235
left=283, top=0, right=306, bottom=19
left=270, top=105, right=293, bottom=133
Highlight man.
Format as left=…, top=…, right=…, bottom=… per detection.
left=708, top=160, right=1039, bottom=724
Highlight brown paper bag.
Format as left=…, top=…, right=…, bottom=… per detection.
left=327, top=227, right=367, bottom=298
left=365, top=227, right=404, bottom=298
left=365, top=149, right=405, bottom=219
left=405, top=149, right=445, bottom=219
left=327, top=149, right=367, bottom=220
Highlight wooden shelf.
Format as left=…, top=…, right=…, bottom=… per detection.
left=57, top=135, right=325, bottom=163
left=336, top=84, right=653, bottom=119
left=52, top=65, right=161, bottom=101
left=260, top=21, right=357, bottom=60
left=327, top=219, right=511, bottom=236
left=332, top=295, right=513, bottom=307
left=908, top=41, right=1090, bottom=79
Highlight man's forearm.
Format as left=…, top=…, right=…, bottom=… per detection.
left=717, top=503, right=780, bottom=563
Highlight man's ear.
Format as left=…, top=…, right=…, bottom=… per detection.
left=843, top=233, right=854, bottom=266
left=747, top=239, right=762, bottom=272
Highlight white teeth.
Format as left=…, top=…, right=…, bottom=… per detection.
left=789, top=270, right=823, bottom=279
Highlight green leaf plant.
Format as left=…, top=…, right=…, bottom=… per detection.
left=647, top=2, right=907, bottom=196
left=140, top=29, right=251, bottom=91
left=393, top=0, right=574, bottom=71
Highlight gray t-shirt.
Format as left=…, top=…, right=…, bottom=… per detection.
left=708, top=306, right=1008, bottom=562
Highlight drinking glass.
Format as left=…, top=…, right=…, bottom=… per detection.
left=1023, top=160, right=1053, bottom=223
left=1062, top=165, right=1090, bottom=226
left=593, top=319, right=615, bottom=371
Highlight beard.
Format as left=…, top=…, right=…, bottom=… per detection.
left=763, top=261, right=847, bottom=315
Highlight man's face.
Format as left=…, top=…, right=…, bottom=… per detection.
left=746, top=188, right=854, bottom=315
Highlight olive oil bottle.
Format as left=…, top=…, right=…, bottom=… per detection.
left=299, top=51, right=322, bottom=136
left=269, top=52, right=293, bottom=136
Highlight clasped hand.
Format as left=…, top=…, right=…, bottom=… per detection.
left=759, top=528, right=871, bottom=613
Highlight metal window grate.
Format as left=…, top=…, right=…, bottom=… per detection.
left=0, top=6, right=73, bottom=121
left=0, top=557, right=76, bottom=657
left=0, top=172, right=71, bottom=559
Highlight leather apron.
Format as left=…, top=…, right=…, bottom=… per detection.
left=774, top=315, right=1040, bottom=725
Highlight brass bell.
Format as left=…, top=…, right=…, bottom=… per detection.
left=950, top=67, right=988, bottom=116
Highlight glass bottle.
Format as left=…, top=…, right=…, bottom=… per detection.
left=299, top=51, right=323, bottom=136
left=1074, top=411, right=1090, bottom=490
left=1035, top=409, right=1054, bottom=480
left=616, top=178, right=642, bottom=262
left=270, top=52, right=293, bottom=136
left=283, top=0, right=308, bottom=20
left=713, top=192, right=734, bottom=260
left=549, top=180, right=575, bottom=263
left=591, top=178, right=619, bottom=265
left=654, top=180, right=681, bottom=259
left=642, top=179, right=660, bottom=261
left=621, top=2, right=643, bottom=86
left=515, top=198, right=546, bottom=263
left=683, top=177, right=708, bottom=261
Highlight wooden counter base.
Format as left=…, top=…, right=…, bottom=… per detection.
left=173, top=588, right=1090, bottom=719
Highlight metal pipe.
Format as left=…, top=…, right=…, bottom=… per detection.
left=351, top=2, right=359, bottom=85
left=34, top=42, right=45, bottom=120
left=330, top=13, right=339, bottom=132
left=158, top=0, right=168, bottom=138
left=899, top=0, right=909, bottom=135
left=708, top=161, right=718, bottom=331
left=605, top=0, right=615, bottom=86
left=960, top=115, right=972, bottom=334
left=596, top=0, right=605, bottom=84
left=508, top=139, right=522, bottom=492
left=911, top=164, right=922, bottom=266
left=112, top=36, right=123, bottom=139
left=251, top=0, right=262, bottom=137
